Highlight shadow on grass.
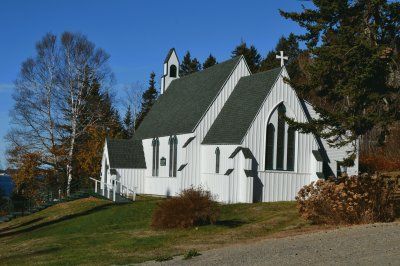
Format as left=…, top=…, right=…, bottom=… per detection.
left=0, top=202, right=122, bottom=238
left=1, top=246, right=62, bottom=261
left=0, top=217, right=44, bottom=232
left=216, top=219, right=247, bottom=228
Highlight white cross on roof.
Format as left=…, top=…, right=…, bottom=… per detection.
left=276, top=51, right=288, bottom=67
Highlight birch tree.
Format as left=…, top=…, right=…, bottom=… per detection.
left=8, top=32, right=114, bottom=195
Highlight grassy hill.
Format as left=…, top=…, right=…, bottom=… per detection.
left=0, top=196, right=317, bottom=265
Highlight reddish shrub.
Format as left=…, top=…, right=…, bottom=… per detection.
left=297, top=174, right=398, bottom=224
left=152, top=186, right=220, bottom=229
left=360, top=156, right=400, bottom=173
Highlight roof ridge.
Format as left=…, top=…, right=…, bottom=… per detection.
left=176, top=56, right=241, bottom=81
left=242, top=67, right=282, bottom=79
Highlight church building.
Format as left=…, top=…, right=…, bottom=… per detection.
left=100, top=48, right=358, bottom=203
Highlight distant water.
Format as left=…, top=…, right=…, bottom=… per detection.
left=0, top=175, right=14, bottom=198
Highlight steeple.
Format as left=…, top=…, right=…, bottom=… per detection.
left=161, top=48, right=180, bottom=94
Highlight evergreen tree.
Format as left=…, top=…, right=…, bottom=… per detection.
left=231, top=41, right=261, bottom=73
left=203, top=54, right=217, bottom=69
left=180, top=51, right=201, bottom=76
left=260, top=33, right=302, bottom=71
left=135, top=72, right=159, bottom=129
left=123, top=105, right=134, bottom=138
left=280, top=0, right=400, bottom=166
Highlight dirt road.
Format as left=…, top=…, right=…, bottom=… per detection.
left=142, top=222, right=400, bottom=265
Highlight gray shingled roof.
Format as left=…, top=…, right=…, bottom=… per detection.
left=202, top=67, right=282, bottom=144
left=134, top=57, right=242, bottom=140
left=107, top=139, right=146, bottom=169
left=229, top=147, right=253, bottom=159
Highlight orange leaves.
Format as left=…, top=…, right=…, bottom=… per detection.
left=10, top=150, right=43, bottom=199
left=296, top=174, right=399, bottom=225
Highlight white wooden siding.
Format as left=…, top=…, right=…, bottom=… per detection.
left=304, top=101, right=359, bottom=176
left=189, top=58, right=251, bottom=185
left=115, top=168, right=145, bottom=194
left=258, top=172, right=311, bottom=201
left=242, top=69, right=319, bottom=175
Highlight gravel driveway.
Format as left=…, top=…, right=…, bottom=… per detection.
left=141, top=222, right=400, bottom=266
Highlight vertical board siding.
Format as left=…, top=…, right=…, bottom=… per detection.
left=304, top=102, right=359, bottom=176
left=190, top=59, right=250, bottom=189
left=242, top=72, right=318, bottom=174
left=144, top=177, right=179, bottom=196
left=259, top=172, right=311, bottom=201
left=240, top=71, right=319, bottom=202
left=116, top=169, right=145, bottom=194
left=201, top=174, right=231, bottom=203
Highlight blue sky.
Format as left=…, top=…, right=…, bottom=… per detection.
left=0, top=0, right=312, bottom=167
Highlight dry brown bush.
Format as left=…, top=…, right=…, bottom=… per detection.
left=151, top=186, right=220, bottom=229
left=297, top=174, right=398, bottom=224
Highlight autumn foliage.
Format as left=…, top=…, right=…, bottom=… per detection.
left=297, top=174, right=398, bottom=224
left=8, top=150, right=42, bottom=200
left=152, top=187, right=220, bottom=229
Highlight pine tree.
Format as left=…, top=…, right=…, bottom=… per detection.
left=203, top=54, right=217, bottom=69
left=123, top=105, right=134, bottom=138
left=231, top=41, right=261, bottom=73
left=260, top=33, right=302, bottom=71
left=135, top=72, right=158, bottom=129
left=180, top=51, right=201, bottom=76
left=280, top=0, right=400, bottom=166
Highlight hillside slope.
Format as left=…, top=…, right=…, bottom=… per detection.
left=0, top=197, right=312, bottom=265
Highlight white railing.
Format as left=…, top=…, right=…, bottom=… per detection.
left=89, top=177, right=101, bottom=193
left=89, top=177, right=136, bottom=202
left=112, top=178, right=137, bottom=201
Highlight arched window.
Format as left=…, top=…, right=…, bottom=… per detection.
left=173, top=136, right=178, bottom=177
left=152, top=138, right=159, bottom=176
left=215, top=147, right=220, bottom=174
left=170, top=65, right=177, bottom=78
left=169, top=136, right=173, bottom=177
left=287, top=127, right=295, bottom=171
left=169, top=136, right=178, bottom=177
left=276, top=105, right=286, bottom=170
left=265, top=123, right=275, bottom=170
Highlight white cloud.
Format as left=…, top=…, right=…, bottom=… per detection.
left=0, top=84, right=13, bottom=93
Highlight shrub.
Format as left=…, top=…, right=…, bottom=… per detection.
left=152, top=186, right=220, bottom=229
left=183, top=249, right=201, bottom=260
left=359, top=155, right=400, bottom=173
left=296, top=174, right=398, bottom=224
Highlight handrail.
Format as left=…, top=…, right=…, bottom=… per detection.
left=89, top=177, right=101, bottom=193
left=89, top=176, right=136, bottom=202
left=111, top=178, right=137, bottom=201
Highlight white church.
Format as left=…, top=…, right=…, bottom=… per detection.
left=99, top=48, right=358, bottom=203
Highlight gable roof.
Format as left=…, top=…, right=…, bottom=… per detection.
left=202, top=67, right=282, bottom=144
left=164, top=48, right=176, bottom=63
left=106, top=139, right=146, bottom=169
left=134, top=57, right=242, bottom=140
left=229, top=147, right=253, bottom=159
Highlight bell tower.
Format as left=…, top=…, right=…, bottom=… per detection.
left=161, top=48, right=180, bottom=94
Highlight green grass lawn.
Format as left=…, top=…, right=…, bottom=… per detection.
left=0, top=196, right=318, bottom=265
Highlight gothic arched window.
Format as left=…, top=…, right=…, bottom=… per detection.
left=170, top=65, right=177, bottom=78
left=152, top=138, right=159, bottom=176
left=287, top=127, right=296, bottom=171
left=169, top=136, right=178, bottom=177
left=173, top=136, right=178, bottom=177
left=265, top=123, right=275, bottom=170
left=215, top=147, right=220, bottom=174
left=276, top=105, right=286, bottom=170
left=169, top=136, right=173, bottom=177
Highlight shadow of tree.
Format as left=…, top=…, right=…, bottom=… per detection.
left=0, top=202, right=121, bottom=238
left=0, top=217, right=46, bottom=232
left=216, top=219, right=248, bottom=228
